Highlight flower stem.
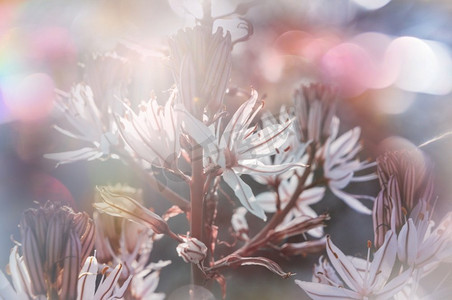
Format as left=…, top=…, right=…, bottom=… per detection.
left=213, top=146, right=317, bottom=263
left=190, top=145, right=206, bottom=285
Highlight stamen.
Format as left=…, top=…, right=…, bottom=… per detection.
left=365, top=240, right=371, bottom=283
left=315, top=271, right=341, bottom=287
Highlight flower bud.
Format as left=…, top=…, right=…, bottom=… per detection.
left=176, top=237, right=207, bottom=264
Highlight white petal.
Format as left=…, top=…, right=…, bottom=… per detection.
left=237, top=123, right=290, bottom=160
left=368, top=231, right=397, bottom=291
left=255, top=191, right=278, bottom=213
left=295, top=280, right=361, bottom=300
left=397, top=219, right=418, bottom=266
left=8, top=246, right=31, bottom=298
left=223, top=169, right=267, bottom=220
left=0, top=270, right=19, bottom=299
left=222, top=90, right=260, bottom=149
left=44, top=147, right=102, bottom=165
left=325, top=236, right=364, bottom=292
left=329, top=186, right=372, bottom=215
left=94, top=264, right=123, bottom=300
left=77, top=256, right=98, bottom=300
left=374, top=268, right=412, bottom=300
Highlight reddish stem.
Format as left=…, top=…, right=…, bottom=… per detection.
left=190, top=146, right=207, bottom=285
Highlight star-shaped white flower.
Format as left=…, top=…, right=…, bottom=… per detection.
left=320, top=118, right=377, bottom=214
left=179, top=89, right=301, bottom=220
left=296, top=231, right=412, bottom=300
left=115, top=91, right=180, bottom=168
left=256, top=176, right=325, bottom=237
left=44, top=84, right=118, bottom=165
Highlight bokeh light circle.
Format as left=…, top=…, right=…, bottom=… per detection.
left=2, top=73, right=55, bottom=122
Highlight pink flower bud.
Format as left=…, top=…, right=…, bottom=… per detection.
left=176, top=237, right=207, bottom=264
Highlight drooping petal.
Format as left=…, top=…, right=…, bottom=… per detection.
left=222, top=169, right=266, bottom=220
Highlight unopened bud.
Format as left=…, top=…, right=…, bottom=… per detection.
left=176, top=237, right=207, bottom=264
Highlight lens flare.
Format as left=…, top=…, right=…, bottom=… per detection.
left=2, top=72, right=55, bottom=122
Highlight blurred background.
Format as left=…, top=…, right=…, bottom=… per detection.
left=1, top=0, right=452, bottom=299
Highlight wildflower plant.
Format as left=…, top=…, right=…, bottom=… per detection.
left=1, top=1, right=452, bottom=299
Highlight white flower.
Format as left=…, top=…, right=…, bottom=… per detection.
left=178, top=89, right=301, bottom=220
left=77, top=256, right=132, bottom=300
left=0, top=246, right=36, bottom=299
left=176, top=237, right=208, bottom=264
left=251, top=108, right=307, bottom=186
left=115, top=91, right=180, bottom=168
left=397, top=211, right=452, bottom=271
left=130, top=260, right=170, bottom=300
left=296, top=231, right=412, bottom=300
left=256, top=176, right=325, bottom=237
left=320, top=117, right=377, bottom=214
left=44, top=83, right=118, bottom=165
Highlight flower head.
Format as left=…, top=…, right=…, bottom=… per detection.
left=296, top=231, right=412, bottom=300
left=1, top=202, right=94, bottom=299
left=256, top=176, right=325, bottom=237
left=373, top=150, right=434, bottom=248
left=317, top=116, right=377, bottom=214
left=169, top=25, right=232, bottom=120
left=44, top=83, right=119, bottom=165
left=179, top=89, right=299, bottom=220
left=115, top=92, right=181, bottom=168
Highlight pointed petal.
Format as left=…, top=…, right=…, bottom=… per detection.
left=235, top=159, right=306, bottom=175
left=94, top=264, right=123, bottom=300
left=222, top=170, right=267, bottom=220
left=329, top=186, right=372, bottom=215
left=374, top=268, right=412, bottom=300
left=325, top=236, right=363, bottom=292
left=0, top=270, right=19, bottom=299
left=255, top=191, right=277, bottom=213
left=295, top=280, right=361, bottom=300
left=44, top=148, right=102, bottom=165
left=77, top=256, right=98, bottom=300
left=397, top=219, right=418, bottom=266
left=368, top=231, right=397, bottom=290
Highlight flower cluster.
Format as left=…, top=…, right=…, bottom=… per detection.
left=1, top=1, right=450, bottom=299
left=296, top=150, right=452, bottom=299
